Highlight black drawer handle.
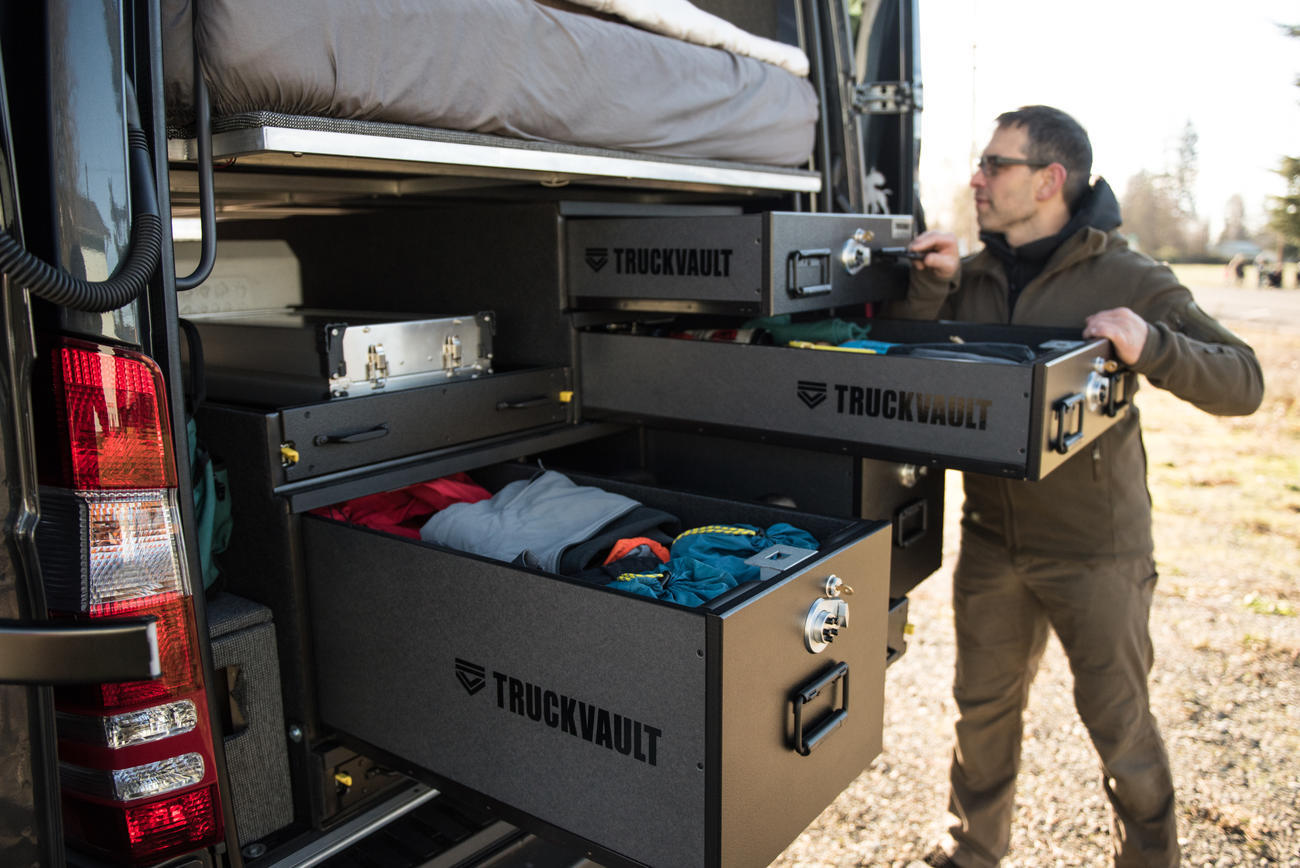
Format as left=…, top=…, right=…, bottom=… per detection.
left=496, top=395, right=552, bottom=411
left=1050, top=393, right=1086, bottom=455
left=791, top=661, right=850, bottom=756
left=1106, top=370, right=1135, bottom=418
left=893, top=499, right=928, bottom=549
left=312, top=423, right=389, bottom=446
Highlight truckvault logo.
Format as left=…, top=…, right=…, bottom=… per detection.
left=593, top=247, right=733, bottom=277
left=455, top=658, right=486, bottom=695
left=797, top=380, right=827, bottom=408
left=798, top=380, right=995, bottom=430
left=456, top=661, right=663, bottom=766
left=584, top=247, right=608, bottom=272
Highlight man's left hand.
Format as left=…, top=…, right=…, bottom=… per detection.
left=1083, top=307, right=1148, bottom=366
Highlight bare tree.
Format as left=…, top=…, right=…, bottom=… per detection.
left=1121, top=170, right=1185, bottom=260
left=1219, top=194, right=1249, bottom=244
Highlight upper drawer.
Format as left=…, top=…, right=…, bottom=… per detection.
left=303, top=467, right=890, bottom=867
left=578, top=320, right=1135, bottom=480
left=566, top=212, right=914, bottom=316
left=203, top=367, right=572, bottom=486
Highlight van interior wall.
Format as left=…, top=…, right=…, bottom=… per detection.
left=215, top=203, right=574, bottom=371
left=538, top=427, right=859, bottom=517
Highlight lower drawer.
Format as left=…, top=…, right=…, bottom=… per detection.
left=303, top=468, right=891, bottom=867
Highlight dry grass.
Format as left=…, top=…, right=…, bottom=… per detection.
left=1144, top=324, right=1300, bottom=603
left=774, top=272, right=1300, bottom=866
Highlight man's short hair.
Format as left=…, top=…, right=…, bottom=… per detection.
left=996, top=105, right=1093, bottom=208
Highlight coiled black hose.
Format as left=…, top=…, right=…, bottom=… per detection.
left=0, top=115, right=162, bottom=313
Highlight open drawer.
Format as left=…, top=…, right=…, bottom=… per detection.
left=578, top=320, right=1135, bottom=480
left=302, top=466, right=891, bottom=867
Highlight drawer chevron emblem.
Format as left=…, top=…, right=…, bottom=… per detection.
left=455, top=658, right=487, bottom=695
left=585, top=247, right=609, bottom=272
left=797, top=380, right=828, bottom=409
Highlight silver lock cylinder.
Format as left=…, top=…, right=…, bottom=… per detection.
left=1085, top=356, right=1123, bottom=413
left=895, top=463, right=928, bottom=489
left=840, top=228, right=874, bottom=275
left=804, top=596, right=850, bottom=653
left=823, top=574, right=855, bottom=598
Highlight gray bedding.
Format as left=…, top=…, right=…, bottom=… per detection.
left=163, top=0, right=819, bottom=167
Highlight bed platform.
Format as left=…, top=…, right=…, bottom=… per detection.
left=163, top=0, right=822, bottom=202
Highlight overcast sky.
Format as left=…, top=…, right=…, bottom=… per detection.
left=916, top=0, right=1300, bottom=237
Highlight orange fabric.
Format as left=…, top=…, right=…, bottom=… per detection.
left=603, top=536, right=670, bottom=565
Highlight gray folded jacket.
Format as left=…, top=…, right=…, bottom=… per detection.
left=419, top=471, right=638, bottom=572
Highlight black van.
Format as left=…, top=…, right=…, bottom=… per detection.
left=0, top=2, right=1130, bottom=866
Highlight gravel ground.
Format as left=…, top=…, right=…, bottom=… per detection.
left=770, top=286, right=1300, bottom=868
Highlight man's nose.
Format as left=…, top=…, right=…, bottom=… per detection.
left=970, top=170, right=985, bottom=189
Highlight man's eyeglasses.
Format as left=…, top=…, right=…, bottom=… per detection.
left=975, top=155, right=1049, bottom=177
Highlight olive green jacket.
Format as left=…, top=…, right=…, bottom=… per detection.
left=888, top=226, right=1264, bottom=559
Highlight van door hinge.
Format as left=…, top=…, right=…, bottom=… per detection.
left=852, top=81, right=920, bottom=115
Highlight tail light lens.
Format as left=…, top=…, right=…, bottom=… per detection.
left=39, top=339, right=225, bottom=863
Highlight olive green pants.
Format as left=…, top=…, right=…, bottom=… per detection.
left=944, top=534, right=1179, bottom=868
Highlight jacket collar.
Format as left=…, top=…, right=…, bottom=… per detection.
left=966, top=178, right=1122, bottom=283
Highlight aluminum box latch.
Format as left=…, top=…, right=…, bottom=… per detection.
left=366, top=343, right=389, bottom=390
left=441, top=334, right=463, bottom=373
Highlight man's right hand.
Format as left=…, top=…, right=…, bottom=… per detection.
left=908, top=231, right=960, bottom=281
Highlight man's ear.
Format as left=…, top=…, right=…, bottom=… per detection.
left=1036, top=163, right=1067, bottom=201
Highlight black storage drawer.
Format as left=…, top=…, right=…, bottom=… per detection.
left=242, top=367, right=571, bottom=484
left=303, top=471, right=891, bottom=868
left=578, top=320, right=1135, bottom=480
left=566, top=212, right=914, bottom=316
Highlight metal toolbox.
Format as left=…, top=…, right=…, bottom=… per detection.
left=566, top=212, right=915, bottom=316
left=303, top=466, right=891, bottom=868
left=185, top=309, right=494, bottom=404
left=577, top=319, right=1136, bottom=481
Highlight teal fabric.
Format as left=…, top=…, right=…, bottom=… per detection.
left=606, top=523, right=820, bottom=607
left=742, top=315, right=872, bottom=346
left=188, top=418, right=233, bottom=588
left=606, top=559, right=738, bottom=607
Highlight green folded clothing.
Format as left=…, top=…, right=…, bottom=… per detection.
left=743, top=315, right=871, bottom=346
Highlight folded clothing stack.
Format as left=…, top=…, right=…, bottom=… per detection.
left=318, top=469, right=819, bottom=607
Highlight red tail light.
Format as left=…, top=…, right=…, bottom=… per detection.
left=53, top=341, right=176, bottom=489
left=40, top=338, right=225, bottom=863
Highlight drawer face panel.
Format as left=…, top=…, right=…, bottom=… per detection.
left=306, top=523, right=709, bottom=866
left=279, top=367, right=570, bottom=482
left=717, top=527, right=890, bottom=866
left=566, top=212, right=912, bottom=316
left=578, top=324, right=1130, bottom=479
left=303, top=473, right=890, bottom=867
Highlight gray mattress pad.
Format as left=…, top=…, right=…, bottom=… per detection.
left=162, top=0, right=819, bottom=167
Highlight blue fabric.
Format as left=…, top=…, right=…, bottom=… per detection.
left=605, top=523, right=820, bottom=607
left=669, top=523, right=819, bottom=585
left=605, top=559, right=738, bottom=607
left=838, top=339, right=896, bottom=353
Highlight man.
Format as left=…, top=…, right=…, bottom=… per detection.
left=894, top=106, right=1264, bottom=867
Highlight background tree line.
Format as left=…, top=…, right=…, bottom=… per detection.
left=1122, top=23, right=1297, bottom=264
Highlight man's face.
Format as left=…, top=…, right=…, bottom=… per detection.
left=971, top=124, right=1042, bottom=237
